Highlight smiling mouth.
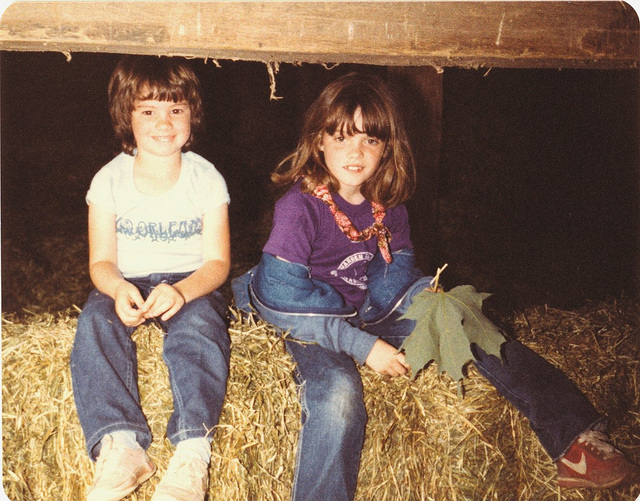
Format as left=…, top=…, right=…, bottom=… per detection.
left=345, top=165, right=364, bottom=172
left=153, top=136, right=175, bottom=142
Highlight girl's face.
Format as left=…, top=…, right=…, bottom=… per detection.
left=131, top=99, right=191, bottom=159
left=319, top=108, right=386, bottom=204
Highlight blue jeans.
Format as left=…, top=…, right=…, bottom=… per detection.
left=71, top=273, right=230, bottom=460
left=280, top=280, right=601, bottom=501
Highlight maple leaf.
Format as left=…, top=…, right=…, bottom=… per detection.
left=398, top=285, right=506, bottom=381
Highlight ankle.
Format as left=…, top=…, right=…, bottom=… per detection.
left=175, top=437, right=211, bottom=464
left=107, top=430, right=142, bottom=450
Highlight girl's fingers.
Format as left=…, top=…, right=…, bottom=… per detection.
left=160, top=303, right=182, bottom=321
left=125, top=317, right=146, bottom=328
left=143, top=286, right=185, bottom=320
left=393, top=357, right=409, bottom=377
left=396, top=352, right=408, bottom=366
left=129, top=290, right=146, bottom=310
left=116, top=306, right=145, bottom=327
left=116, top=297, right=137, bottom=317
left=147, top=299, right=174, bottom=319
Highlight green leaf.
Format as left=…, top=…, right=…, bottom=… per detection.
left=398, top=285, right=506, bottom=381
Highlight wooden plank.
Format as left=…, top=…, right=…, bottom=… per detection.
left=1, top=2, right=638, bottom=69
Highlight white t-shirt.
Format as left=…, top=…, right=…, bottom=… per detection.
left=86, top=151, right=230, bottom=278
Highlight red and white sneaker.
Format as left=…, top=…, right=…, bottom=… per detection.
left=556, top=430, right=640, bottom=489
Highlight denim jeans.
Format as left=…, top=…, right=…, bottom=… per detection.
left=278, top=280, right=601, bottom=501
left=71, top=273, right=230, bottom=460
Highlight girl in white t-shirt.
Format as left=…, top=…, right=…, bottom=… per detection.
left=71, top=55, right=230, bottom=501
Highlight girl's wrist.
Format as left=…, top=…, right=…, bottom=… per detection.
left=170, top=282, right=188, bottom=303
left=111, top=278, right=131, bottom=298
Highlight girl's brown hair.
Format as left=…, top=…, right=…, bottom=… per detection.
left=108, top=56, right=203, bottom=155
left=272, top=72, right=416, bottom=208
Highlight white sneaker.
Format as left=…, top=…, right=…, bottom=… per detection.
left=87, top=435, right=156, bottom=501
left=151, top=452, right=209, bottom=501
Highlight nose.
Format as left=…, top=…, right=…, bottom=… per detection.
left=347, top=140, right=363, bottom=158
left=156, top=113, right=173, bottom=129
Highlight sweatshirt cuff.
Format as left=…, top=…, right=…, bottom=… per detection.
left=349, top=331, right=379, bottom=366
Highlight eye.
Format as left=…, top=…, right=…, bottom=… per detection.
left=366, top=137, right=379, bottom=145
left=140, top=110, right=153, bottom=116
left=171, top=108, right=186, bottom=115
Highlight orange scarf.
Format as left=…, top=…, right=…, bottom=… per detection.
left=312, top=185, right=393, bottom=263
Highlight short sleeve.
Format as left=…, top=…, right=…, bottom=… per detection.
left=386, top=203, right=413, bottom=252
left=86, top=164, right=117, bottom=214
left=185, top=152, right=230, bottom=215
left=263, top=189, right=319, bottom=265
left=200, top=167, right=230, bottom=214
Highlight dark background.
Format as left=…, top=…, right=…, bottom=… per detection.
left=2, top=51, right=638, bottom=314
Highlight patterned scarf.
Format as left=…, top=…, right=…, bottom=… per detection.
left=312, top=184, right=393, bottom=263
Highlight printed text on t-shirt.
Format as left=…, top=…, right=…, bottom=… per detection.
left=116, top=217, right=202, bottom=242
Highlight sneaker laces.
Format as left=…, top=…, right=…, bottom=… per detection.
left=577, top=430, right=619, bottom=460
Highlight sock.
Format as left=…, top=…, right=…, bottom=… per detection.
left=108, top=430, right=142, bottom=450
left=175, top=437, right=211, bottom=464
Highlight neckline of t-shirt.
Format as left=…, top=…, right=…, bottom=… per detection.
left=332, top=191, right=371, bottom=215
left=128, top=151, right=187, bottom=198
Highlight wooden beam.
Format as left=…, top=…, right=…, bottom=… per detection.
left=1, top=2, right=638, bottom=69
left=388, top=67, right=443, bottom=271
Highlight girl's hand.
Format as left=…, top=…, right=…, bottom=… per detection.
left=365, top=339, right=410, bottom=377
left=142, top=282, right=185, bottom=322
left=114, top=281, right=147, bottom=327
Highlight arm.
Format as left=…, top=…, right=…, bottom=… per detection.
left=143, top=202, right=231, bottom=321
left=260, top=304, right=408, bottom=376
left=88, top=202, right=147, bottom=327
left=251, top=253, right=408, bottom=376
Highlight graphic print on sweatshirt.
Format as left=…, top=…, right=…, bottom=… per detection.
left=330, top=251, right=374, bottom=290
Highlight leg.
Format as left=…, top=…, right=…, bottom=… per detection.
left=475, top=343, right=638, bottom=489
left=363, top=278, right=601, bottom=460
left=71, top=289, right=152, bottom=460
left=472, top=341, right=601, bottom=460
left=285, top=339, right=367, bottom=501
left=160, top=290, right=231, bottom=444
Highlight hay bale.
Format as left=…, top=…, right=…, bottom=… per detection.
left=2, top=299, right=639, bottom=500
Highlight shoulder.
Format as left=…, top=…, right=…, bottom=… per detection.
left=274, top=184, right=326, bottom=223
left=182, top=152, right=229, bottom=201
left=97, top=152, right=133, bottom=174
left=383, top=202, right=410, bottom=235
left=386, top=202, right=409, bottom=219
left=181, top=152, right=230, bottom=209
left=90, top=152, right=133, bottom=185
left=182, top=151, right=226, bottom=182
left=87, top=153, right=134, bottom=207
left=276, top=183, right=322, bottom=213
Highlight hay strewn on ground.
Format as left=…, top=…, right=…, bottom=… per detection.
left=2, top=297, right=639, bottom=500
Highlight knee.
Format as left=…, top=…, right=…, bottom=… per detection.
left=169, top=298, right=230, bottom=344
left=303, top=371, right=367, bottom=430
left=176, top=295, right=228, bottom=328
left=72, top=297, right=125, bottom=353
left=77, top=291, right=117, bottom=323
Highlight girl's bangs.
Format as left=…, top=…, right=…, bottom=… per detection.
left=136, top=78, right=187, bottom=103
left=325, top=99, right=390, bottom=141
